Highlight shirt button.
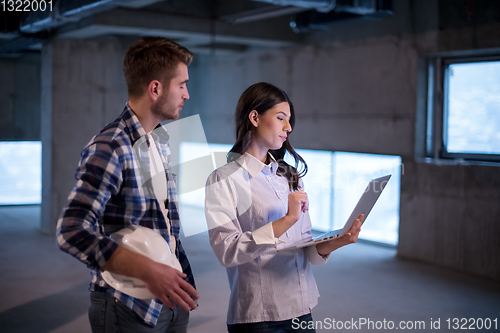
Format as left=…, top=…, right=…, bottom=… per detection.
left=301, top=273, right=304, bottom=277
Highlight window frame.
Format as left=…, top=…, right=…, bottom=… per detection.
left=422, top=52, right=500, bottom=163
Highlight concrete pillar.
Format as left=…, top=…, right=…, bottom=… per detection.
left=0, top=54, right=41, bottom=141
left=40, top=38, right=128, bottom=234
left=182, top=54, right=215, bottom=140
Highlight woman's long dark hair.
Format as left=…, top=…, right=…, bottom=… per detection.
left=228, top=82, right=308, bottom=191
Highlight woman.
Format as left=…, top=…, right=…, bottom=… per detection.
left=205, top=82, right=363, bottom=333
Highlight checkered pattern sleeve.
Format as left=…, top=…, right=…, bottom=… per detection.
left=56, top=142, right=123, bottom=269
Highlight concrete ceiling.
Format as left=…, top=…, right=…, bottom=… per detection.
left=0, top=0, right=393, bottom=54
left=54, top=1, right=306, bottom=53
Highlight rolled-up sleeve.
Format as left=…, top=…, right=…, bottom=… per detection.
left=56, top=142, right=123, bottom=269
left=252, top=222, right=277, bottom=245
left=205, top=171, right=278, bottom=267
left=305, top=244, right=329, bottom=265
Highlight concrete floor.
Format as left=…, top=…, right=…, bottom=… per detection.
left=1, top=205, right=499, bottom=333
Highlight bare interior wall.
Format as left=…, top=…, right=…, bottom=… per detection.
left=0, top=54, right=41, bottom=141
left=2, top=0, right=498, bottom=281
left=186, top=25, right=500, bottom=280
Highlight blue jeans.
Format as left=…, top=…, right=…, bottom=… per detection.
left=89, top=291, right=189, bottom=333
left=227, top=313, right=316, bottom=333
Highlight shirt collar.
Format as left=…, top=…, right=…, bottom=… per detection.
left=237, top=152, right=279, bottom=178
left=123, top=103, right=170, bottom=145
left=123, top=103, right=147, bottom=145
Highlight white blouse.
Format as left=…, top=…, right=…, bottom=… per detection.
left=205, top=153, right=328, bottom=325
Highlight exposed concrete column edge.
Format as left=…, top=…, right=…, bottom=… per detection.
left=40, top=39, right=54, bottom=235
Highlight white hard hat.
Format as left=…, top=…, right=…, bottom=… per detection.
left=101, top=225, right=182, bottom=299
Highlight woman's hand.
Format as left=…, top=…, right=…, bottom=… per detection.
left=286, top=190, right=309, bottom=222
left=316, top=214, right=364, bottom=256
left=272, top=191, right=309, bottom=238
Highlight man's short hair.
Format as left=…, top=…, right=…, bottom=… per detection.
left=123, top=36, right=193, bottom=98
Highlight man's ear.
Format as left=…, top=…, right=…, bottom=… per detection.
left=249, top=110, right=259, bottom=127
left=148, top=80, right=162, bottom=101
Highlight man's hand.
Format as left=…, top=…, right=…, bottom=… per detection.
left=101, top=246, right=199, bottom=312
left=141, top=261, right=199, bottom=311
left=316, top=213, right=364, bottom=256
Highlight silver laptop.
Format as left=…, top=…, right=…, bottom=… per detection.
left=279, top=175, right=391, bottom=252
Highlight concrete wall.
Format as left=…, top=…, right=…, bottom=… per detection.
left=15, top=0, right=498, bottom=279
left=188, top=36, right=417, bottom=156
left=0, top=54, right=41, bottom=141
left=399, top=161, right=500, bottom=280
left=40, top=37, right=128, bottom=234
left=185, top=3, right=500, bottom=280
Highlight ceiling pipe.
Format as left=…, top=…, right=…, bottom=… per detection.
left=0, top=0, right=163, bottom=54
left=20, top=0, right=114, bottom=33
left=290, top=0, right=393, bottom=33
left=19, top=0, right=163, bottom=33
left=221, top=5, right=307, bottom=24
left=251, top=0, right=336, bottom=13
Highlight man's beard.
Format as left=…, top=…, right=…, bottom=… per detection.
left=152, top=93, right=177, bottom=120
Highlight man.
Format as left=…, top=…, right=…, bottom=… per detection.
left=56, top=36, right=199, bottom=332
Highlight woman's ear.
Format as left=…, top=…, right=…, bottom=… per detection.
left=249, top=110, right=259, bottom=128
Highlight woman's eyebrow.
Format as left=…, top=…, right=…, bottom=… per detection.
left=277, top=111, right=291, bottom=119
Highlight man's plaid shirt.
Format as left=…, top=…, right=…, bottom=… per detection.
left=56, top=104, right=195, bottom=326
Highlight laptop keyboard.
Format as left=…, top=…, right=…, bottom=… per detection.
left=313, top=228, right=341, bottom=241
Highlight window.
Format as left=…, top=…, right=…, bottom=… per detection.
left=177, top=142, right=401, bottom=246
left=0, top=141, right=42, bottom=205
left=290, top=150, right=401, bottom=246
left=328, top=151, right=401, bottom=246
left=423, top=55, right=500, bottom=162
